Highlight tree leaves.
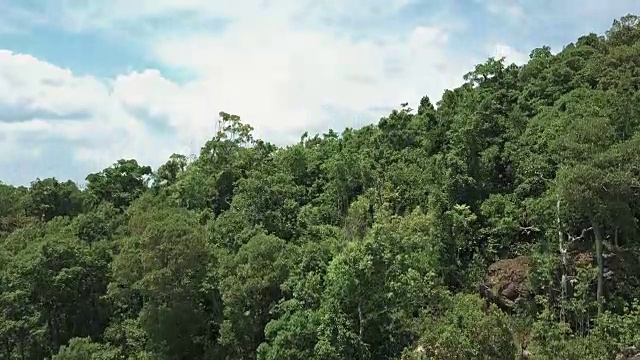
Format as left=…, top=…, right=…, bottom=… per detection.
left=1, top=14, right=640, bottom=360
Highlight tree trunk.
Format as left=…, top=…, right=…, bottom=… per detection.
left=557, top=200, right=563, bottom=255
left=5, top=337, right=11, bottom=360
left=358, top=303, right=364, bottom=341
left=19, top=340, right=24, bottom=360
left=593, top=223, right=604, bottom=317
left=557, top=199, right=566, bottom=321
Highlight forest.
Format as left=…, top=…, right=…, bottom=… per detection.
left=1, top=14, right=640, bottom=360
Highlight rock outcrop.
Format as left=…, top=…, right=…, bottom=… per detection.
left=616, top=347, right=640, bottom=360
left=479, top=256, right=532, bottom=312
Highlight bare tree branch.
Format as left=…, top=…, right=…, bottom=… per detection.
left=536, top=172, right=553, bottom=184
left=519, top=226, right=541, bottom=235
left=567, top=227, right=593, bottom=244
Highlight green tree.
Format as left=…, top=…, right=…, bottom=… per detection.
left=408, top=294, right=516, bottom=360
left=218, top=234, right=293, bottom=360
left=24, top=178, right=83, bottom=221
left=53, top=338, right=120, bottom=360
left=85, top=159, right=152, bottom=210
left=107, top=204, right=222, bottom=359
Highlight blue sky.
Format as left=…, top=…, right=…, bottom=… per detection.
left=1, top=0, right=639, bottom=186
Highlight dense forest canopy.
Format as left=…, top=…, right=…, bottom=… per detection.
left=2, top=14, right=640, bottom=360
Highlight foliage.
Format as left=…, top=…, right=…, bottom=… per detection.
left=406, top=294, right=517, bottom=360
left=1, top=15, right=640, bottom=360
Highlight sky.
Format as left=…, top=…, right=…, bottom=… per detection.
left=1, top=0, right=639, bottom=186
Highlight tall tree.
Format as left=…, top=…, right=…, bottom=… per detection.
left=85, top=159, right=152, bottom=210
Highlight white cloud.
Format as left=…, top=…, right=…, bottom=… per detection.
left=52, top=1, right=479, bottom=145
left=149, top=22, right=475, bottom=143
left=0, top=23, right=477, bottom=184
left=479, top=0, right=524, bottom=20
left=0, top=0, right=532, bottom=185
left=0, top=50, right=182, bottom=176
left=0, top=50, right=108, bottom=120
left=492, top=44, right=529, bottom=65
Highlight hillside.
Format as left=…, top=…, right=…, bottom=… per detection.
left=1, top=14, right=640, bottom=360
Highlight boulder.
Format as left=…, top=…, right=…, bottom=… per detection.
left=616, top=347, right=640, bottom=360
left=479, top=256, right=531, bottom=312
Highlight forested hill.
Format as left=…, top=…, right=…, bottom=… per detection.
left=2, top=14, right=640, bottom=360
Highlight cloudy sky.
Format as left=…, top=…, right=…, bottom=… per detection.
left=1, top=0, right=639, bottom=186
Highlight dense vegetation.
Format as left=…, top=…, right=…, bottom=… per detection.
left=2, top=14, right=640, bottom=360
